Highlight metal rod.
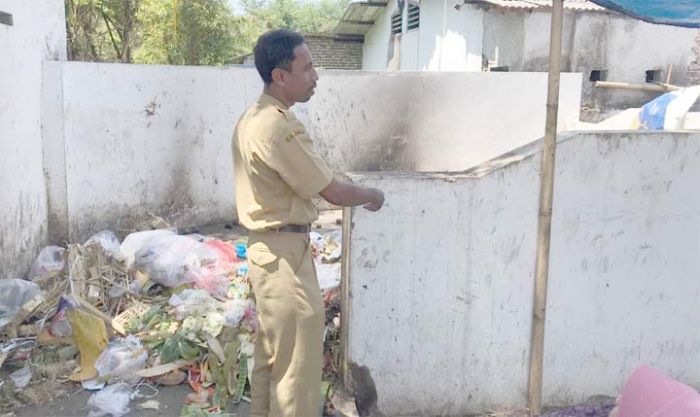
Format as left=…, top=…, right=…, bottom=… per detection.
left=528, top=0, right=563, bottom=415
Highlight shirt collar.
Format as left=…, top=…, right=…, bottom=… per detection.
left=257, top=93, right=289, bottom=110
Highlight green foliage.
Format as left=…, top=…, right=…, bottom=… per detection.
left=243, top=0, right=349, bottom=33
left=159, top=331, right=202, bottom=363
left=65, top=0, right=350, bottom=65
left=135, top=0, right=255, bottom=65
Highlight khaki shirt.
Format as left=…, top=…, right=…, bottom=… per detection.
left=232, top=93, right=333, bottom=231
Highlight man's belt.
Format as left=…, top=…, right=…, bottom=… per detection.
left=273, top=224, right=311, bottom=233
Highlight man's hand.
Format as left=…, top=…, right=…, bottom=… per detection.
left=320, top=179, right=385, bottom=211
left=362, top=188, right=384, bottom=211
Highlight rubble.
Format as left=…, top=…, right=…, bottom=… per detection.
left=0, top=221, right=344, bottom=416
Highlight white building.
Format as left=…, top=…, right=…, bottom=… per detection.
left=335, top=0, right=699, bottom=112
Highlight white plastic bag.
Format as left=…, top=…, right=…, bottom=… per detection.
left=134, top=235, right=202, bottom=288
left=87, top=382, right=132, bottom=417
left=84, top=231, right=122, bottom=259
left=10, top=365, right=32, bottom=388
left=49, top=296, right=78, bottom=338
left=309, top=232, right=325, bottom=252
left=639, top=86, right=700, bottom=130
left=169, top=289, right=222, bottom=320
left=28, top=246, right=65, bottom=280
left=119, top=229, right=176, bottom=268
left=95, top=335, right=148, bottom=381
left=0, top=279, right=42, bottom=329
left=223, top=299, right=252, bottom=327
left=315, top=261, right=342, bottom=291
left=188, top=241, right=232, bottom=297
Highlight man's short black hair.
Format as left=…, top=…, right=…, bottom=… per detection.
left=254, top=29, right=306, bottom=84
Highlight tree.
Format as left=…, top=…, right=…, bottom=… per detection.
left=242, top=0, right=350, bottom=34
left=98, top=0, right=139, bottom=62
left=64, top=0, right=351, bottom=65
left=135, top=0, right=255, bottom=65
left=65, top=0, right=110, bottom=61
left=65, top=0, right=139, bottom=62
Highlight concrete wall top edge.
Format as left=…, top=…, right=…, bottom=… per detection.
left=318, top=70, right=584, bottom=77
left=61, top=60, right=239, bottom=72
left=346, top=130, right=700, bottom=180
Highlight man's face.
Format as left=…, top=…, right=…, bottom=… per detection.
left=280, top=43, right=319, bottom=104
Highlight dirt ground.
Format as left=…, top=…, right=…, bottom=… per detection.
left=14, top=384, right=245, bottom=417
left=11, top=383, right=362, bottom=417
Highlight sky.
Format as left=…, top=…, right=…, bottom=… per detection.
left=227, top=0, right=245, bottom=16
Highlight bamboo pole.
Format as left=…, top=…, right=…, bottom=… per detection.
left=594, top=81, right=679, bottom=92
left=528, top=0, right=563, bottom=415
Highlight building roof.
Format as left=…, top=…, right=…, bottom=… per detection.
left=333, top=0, right=388, bottom=36
left=464, top=0, right=605, bottom=11
left=333, top=0, right=606, bottom=36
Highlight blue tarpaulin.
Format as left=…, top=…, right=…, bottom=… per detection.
left=588, top=0, right=700, bottom=28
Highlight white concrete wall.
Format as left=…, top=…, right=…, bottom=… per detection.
left=363, top=0, right=485, bottom=71
left=0, top=0, right=66, bottom=278
left=363, top=4, right=697, bottom=111
left=344, top=131, right=700, bottom=415
left=297, top=71, right=582, bottom=173
left=42, top=63, right=259, bottom=241
left=362, top=0, right=396, bottom=71
left=484, top=9, right=697, bottom=110
left=419, top=2, right=483, bottom=71
left=400, top=29, right=420, bottom=70
left=45, top=64, right=581, bottom=241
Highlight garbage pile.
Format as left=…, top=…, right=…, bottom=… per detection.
left=0, top=225, right=344, bottom=417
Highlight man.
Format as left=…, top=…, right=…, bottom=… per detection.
left=232, top=29, right=385, bottom=417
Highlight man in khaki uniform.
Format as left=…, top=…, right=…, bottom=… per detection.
left=232, top=30, right=385, bottom=417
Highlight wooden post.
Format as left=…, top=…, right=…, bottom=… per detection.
left=528, top=0, right=564, bottom=415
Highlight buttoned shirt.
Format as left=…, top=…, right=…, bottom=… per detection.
left=232, top=93, right=334, bottom=231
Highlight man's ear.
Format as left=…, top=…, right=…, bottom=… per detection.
left=271, top=68, right=286, bottom=86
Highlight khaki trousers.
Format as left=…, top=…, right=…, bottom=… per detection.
left=247, top=230, right=324, bottom=417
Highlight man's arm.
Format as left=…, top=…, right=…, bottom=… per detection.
left=319, top=179, right=384, bottom=211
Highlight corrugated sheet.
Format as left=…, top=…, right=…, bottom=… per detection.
left=471, top=0, right=605, bottom=11
left=334, top=1, right=388, bottom=35
left=333, top=0, right=611, bottom=36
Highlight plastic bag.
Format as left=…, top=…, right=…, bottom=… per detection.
left=68, top=308, right=109, bottom=382
left=223, top=299, right=252, bottom=327
left=10, top=365, right=32, bottom=388
left=189, top=268, right=231, bottom=298
left=309, top=232, right=325, bottom=252
left=204, top=240, right=237, bottom=264
left=315, top=261, right=342, bottom=291
left=134, top=235, right=202, bottom=288
left=119, top=229, right=176, bottom=268
left=87, top=382, right=133, bottom=417
left=639, top=86, right=700, bottom=130
left=28, top=246, right=65, bottom=280
left=85, top=231, right=122, bottom=259
left=188, top=240, right=239, bottom=297
left=235, top=242, right=247, bottom=259
left=0, top=279, right=42, bottom=329
left=95, top=335, right=148, bottom=380
left=169, top=289, right=222, bottom=320
left=49, top=296, right=79, bottom=338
